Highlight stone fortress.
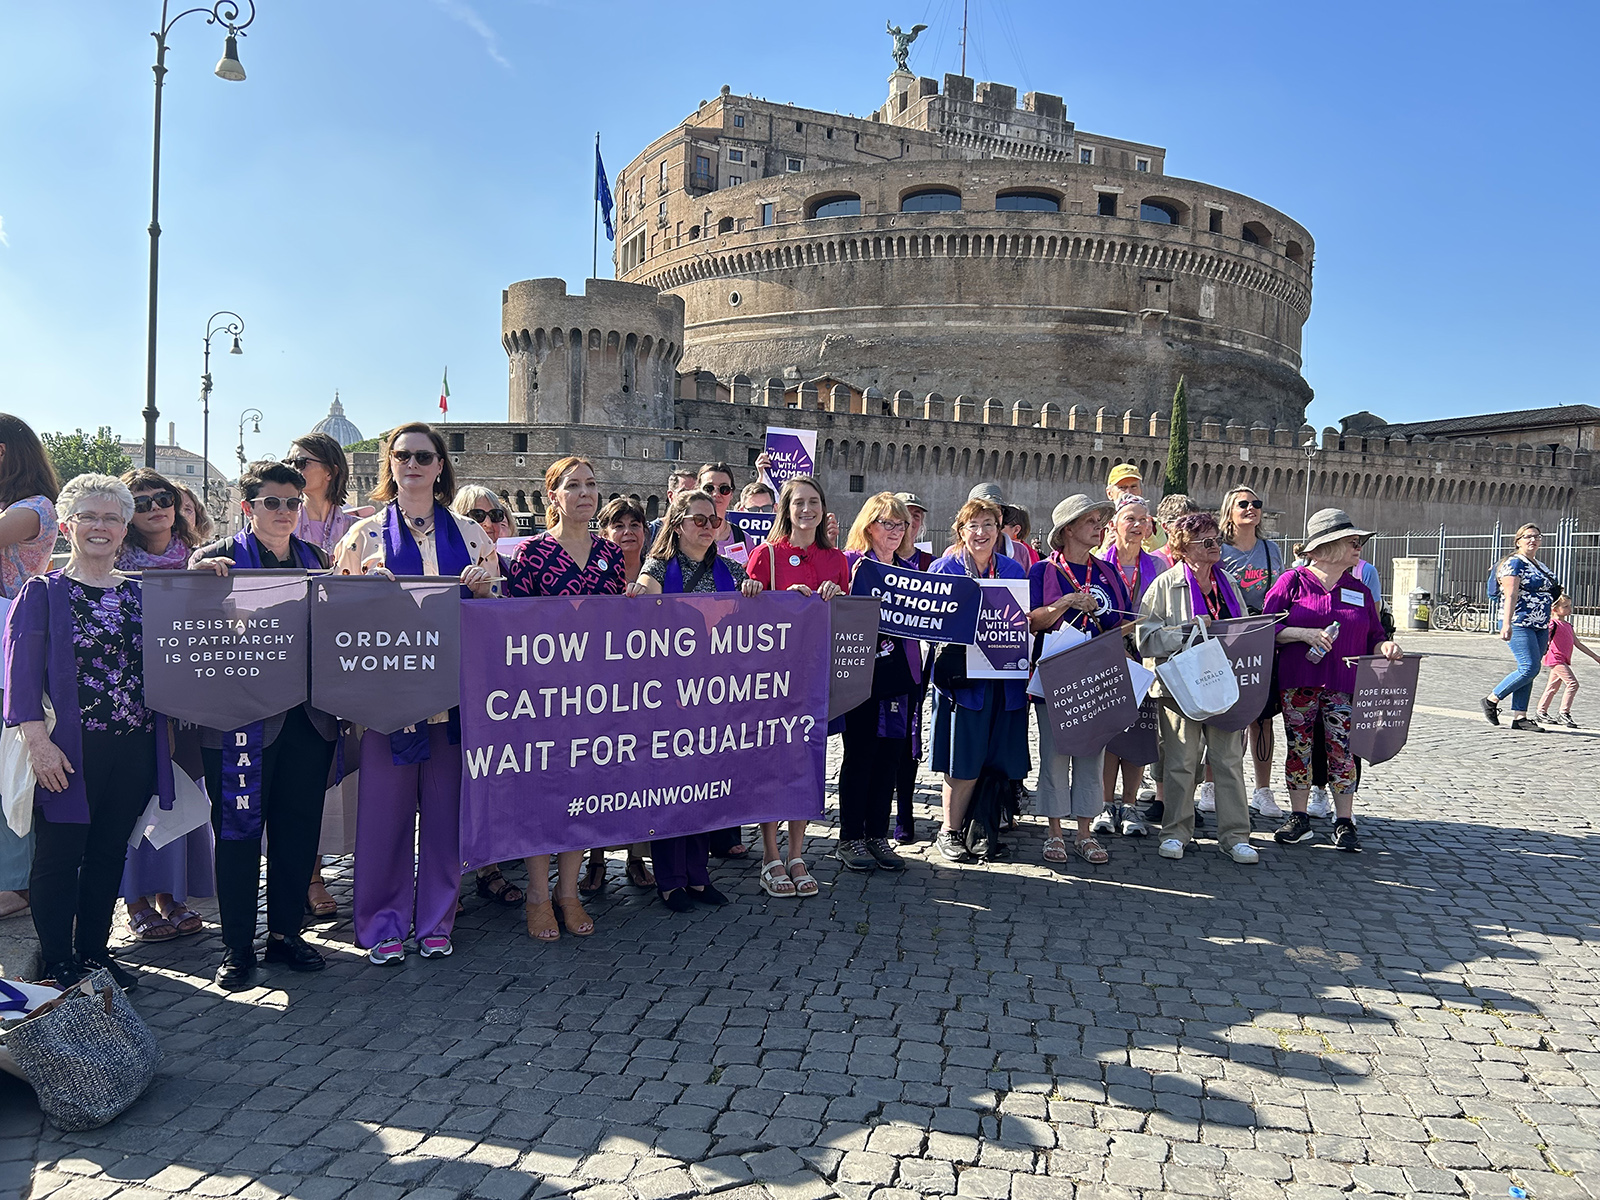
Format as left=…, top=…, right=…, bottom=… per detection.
left=364, top=59, right=1595, bottom=538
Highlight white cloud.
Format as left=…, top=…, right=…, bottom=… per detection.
left=0, top=216, right=8, bottom=248
left=432, top=0, right=510, bottom=69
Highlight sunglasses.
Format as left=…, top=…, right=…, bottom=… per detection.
left=132, top=492, right=176, bottom=513
left=468, top=507, right=509, bottom=525
left=1235, top=498, right=1264, bottom=510
left=1194, top=537, right=1221, bottom=550
left=702, top=483, right=735, bottom=496
left=391, top=449, right=440, bottom=466
left=247, top=496, right=305, bottom=512
left=283, top=457, right=323, bottom=471
left=679, top=513, right=725, bottom=530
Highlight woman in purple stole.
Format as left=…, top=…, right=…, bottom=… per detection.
left=332, top=424, right=495, bottom=965
left=629, top=492, right=761, bottom=911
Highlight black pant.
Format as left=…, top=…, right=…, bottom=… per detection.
left=708, top=826, right=744, bottom=856
left=31, top=730, right=156, bottom=966
left=203, top=707, right=335, bottom=952
left=839, top=701, right=904, bottom=841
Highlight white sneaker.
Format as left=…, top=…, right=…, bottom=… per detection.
left=1251, top=788, right=1284, bottom=818
left=1120, top=815, right=1148, bottom=838
left=1227, top=842, right=1260, bottom=864
left=1158, top=838, right=1185, bottom=860
left=1197, top=782, right=1216, bottom=813
left=1307, top=787, right=1332, bottom=818
left=1089, top=808, right=1116, bottom=836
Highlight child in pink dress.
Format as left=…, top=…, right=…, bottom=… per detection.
left=1537, top=595, right=1600, bottom=727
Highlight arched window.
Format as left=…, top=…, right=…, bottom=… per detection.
left=996, top=191, right=1060, bottom=213
left=807, top=194, right=861, bottom=219
left=1242, top=221, right=1270, bottom=246
left=1285, top=239, right=1305, bottom=264
left=1139, top=200, right=1180, bottom=225
left=717, top=216, right=734, bottom=234
left=900, top=188, right=961, bottom=213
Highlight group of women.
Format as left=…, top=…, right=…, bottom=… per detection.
left=2, top=408, right=1408, bottom=989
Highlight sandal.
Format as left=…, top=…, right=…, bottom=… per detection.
left=305, top=879, right=338, bottom=918
left=788, top=857, right=819, bottom=898
left=525, top=900, right=559, bottom=941
left=625, top=856, right=656, bottom=888
left=1073, top=837, right=1110, bottom=865
left=158, top=903, right=205, bottom=936
left=555, top=896, right=594, bottom=937
left=476, top=868, right=525, bottom=907
left=1042, top=836, right=1069, bottom=863
left=578, top=854, right=607, bottom=897
left=127, top=904, right=179, bottom=942
left=760, top=859, right=796, bottom=898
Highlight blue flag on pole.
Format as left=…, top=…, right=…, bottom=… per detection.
left=595, top=144, right=615, bottom=241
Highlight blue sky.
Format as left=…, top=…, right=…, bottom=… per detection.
left=2, top=0, right=1595, bottom=472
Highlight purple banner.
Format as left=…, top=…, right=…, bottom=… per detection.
left=1106, top=695, right=1159, bottom=765
left=1038, top=632, right=1141, bottom=757
left=1202, top=615, right=1280, bottom=732
left=827, top=596, right=881, bottom=721
left=764, top=427, right=816, bottom=484
left=966, top=580, right=1031, bottom=679
left=1349, top=654, right=1419, bottom=765
left=727, top=510, right=776, bottom=542
left=458, top=591, right=830, bottom=865
left=850, top=557, right=981, bottom=644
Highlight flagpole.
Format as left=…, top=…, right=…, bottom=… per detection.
left=592, top=131, right=600, bottom=282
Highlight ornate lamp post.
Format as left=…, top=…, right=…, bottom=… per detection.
left=142, top=1, right=257, bottom=468
left=1302, top=436, right=1321, bottom=540
left=199, top=310, right=244, bottom=513
left=236, top=407, right=263, bottom=476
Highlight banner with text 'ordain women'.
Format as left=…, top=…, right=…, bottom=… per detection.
left=457, top=591, right=830, bottom=866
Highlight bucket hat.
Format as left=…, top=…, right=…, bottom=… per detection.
left=1048, top=494, right=1115, bottom=549
left=1300, top=508, right=1373, bottom=555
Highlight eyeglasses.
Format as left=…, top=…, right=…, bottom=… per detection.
left=283, top=457, right=324, bottom=471
left=702, top=483, right=735, bottom=496
left=1191, top=537, right=1221, bottom=550
left=247, top=496, right=305, bottom=512
left=391, top=449, right=439, bottom=466
left=1235, top=499, right=1264, bottom=510
left=875, top=519, right=908, bottom=534
left=468, top=508, right=509, bottom=525
left=67, top=512, right=127, bottom=528
left=963, top=521, right=998, bottom=534
left=679, top=513, right=724, bottom=530
left=132, top=492, right=176, bottom=513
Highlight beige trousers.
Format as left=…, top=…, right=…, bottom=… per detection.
left=1156, top=703, right=1252, bottom=851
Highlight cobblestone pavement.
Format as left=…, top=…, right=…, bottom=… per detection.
left=4, top=631, right=1599, bottom=1200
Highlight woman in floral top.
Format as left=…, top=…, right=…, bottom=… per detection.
left=1484, top=523, right=1563, bottom=731
left=0, top=413, right=62, bottom=921
left=4, top=473, right=175, bottom=989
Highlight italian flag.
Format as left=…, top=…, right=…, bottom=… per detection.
left=439, top=368, right=449, bottom=416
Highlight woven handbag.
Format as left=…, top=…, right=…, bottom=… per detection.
left=2, top=969, right=160, bottom=1130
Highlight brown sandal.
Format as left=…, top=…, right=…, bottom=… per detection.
left=625, top=856, right=655, bottom=888
left=305, top=879, right=337, bottom=918
left=555, top=896, right=594, bottom=937
left=578, top=853, right=607, bottom=897
left=525, top=900, right=559, bottom=941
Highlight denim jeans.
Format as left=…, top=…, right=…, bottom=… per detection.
left=1493, top=625, right=1550, bottom=713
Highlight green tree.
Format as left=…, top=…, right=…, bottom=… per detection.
left=41, top=427, right=132, bottom=483
left=1163, top=376, right=1189, bottom=496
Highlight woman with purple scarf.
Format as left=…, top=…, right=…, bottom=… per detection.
left=4, top=473, right=175, bottom=988
left=115, top=468, right=195, bottom=572
left=190, top=460, right=336, bottom=991
left=1133, top=511, right=1259, bottom=866
left=332, top=424, right=495, bottom=966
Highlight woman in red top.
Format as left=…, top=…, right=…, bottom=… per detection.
left=745, top=476, right=849, bottom=899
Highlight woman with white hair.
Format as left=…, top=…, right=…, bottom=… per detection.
left=3, top=474, right=176, bottom=988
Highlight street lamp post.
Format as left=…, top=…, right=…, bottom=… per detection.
left=199, top=310, right=244, bottom=513
left=142, top=1, right=256, bottom=468
left=1301, top=437, right=1320, bottom=540
left=236, top=407, right=263, bottom=478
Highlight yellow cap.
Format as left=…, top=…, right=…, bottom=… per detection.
left=1107, top=462, right=1142, bottom=487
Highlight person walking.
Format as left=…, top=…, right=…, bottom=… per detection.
left=745, top=476, right=849, bottom=897
left=190, top=460, right=337, bottom=990
left=501, top=456, right=624, bottom=938
left=629, top=490, right=762, bottom=909
left=0, top=413, right=60, bottom=923
left=334, top=423, right=496, bottom=963
left=1217, top=485, right=1285, bottom=820
left=836, top=493, right=919, bottom=875
left=1264, top=509, right=1404, bottom=852
left=1134, top=512, right=1259, bottom=865
left=4, top=473, right=174, bottom=988
left=1029, top=495, right=1129, bottom=865
left=1482, top=524, right=1560, bottom=732
left=1537, top=594, right=1600, bottom=726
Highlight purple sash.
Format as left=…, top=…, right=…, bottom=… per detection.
left=381, top=504, right=469, bottom=765
left=230, top=529, right=322, bottom=570
left=662, top=552, right=737, bottom=594
left=1186, top=565, right=1240, bottom=620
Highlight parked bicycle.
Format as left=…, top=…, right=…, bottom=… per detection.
left=1431, top=592, right=1490, bottom=632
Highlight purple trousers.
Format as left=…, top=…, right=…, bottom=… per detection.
left=353, top=726, right=461, bottom=948
left=650, top=833, right=710, bottom=893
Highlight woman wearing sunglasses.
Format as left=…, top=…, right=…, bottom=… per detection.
left=696, top=462, right=754, bottom=565
left=1134, top=511, right=1258, bottom=866
left=115, top=468, right=195, bottom=572
left=626, top=491, right=761, bottom=911
left=1216, top=486, right=1286, bottom=822
left=285, top=432, right=362, bottom=563
left=334, top=423, right=496, bottom=965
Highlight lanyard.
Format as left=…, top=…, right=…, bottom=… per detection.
left=1055, top=559, right=1097, bottom=630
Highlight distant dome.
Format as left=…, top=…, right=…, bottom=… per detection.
left=310, top=393, right=364, bottom=446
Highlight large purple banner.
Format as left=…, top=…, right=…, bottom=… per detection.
left=458, top=591, right=830, bottom=865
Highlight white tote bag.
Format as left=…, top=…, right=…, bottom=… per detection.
left=0, top=696, right=54, bottom=838
left=1155, top=624, right=1240, bottom=722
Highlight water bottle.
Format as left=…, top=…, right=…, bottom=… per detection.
left=1305, top=620, right=1340, bottom=664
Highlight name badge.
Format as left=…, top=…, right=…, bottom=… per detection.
left=1339, top=587, right=1366, bottom=607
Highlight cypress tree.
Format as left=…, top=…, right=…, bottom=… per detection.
left=1163, top=376, right=1189, bottom=496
